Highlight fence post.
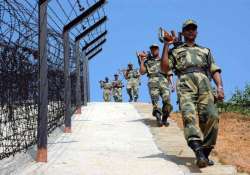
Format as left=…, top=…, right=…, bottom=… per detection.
left=63, top=31, right=72, bottom=133
left=75, top=40, right=81, bottom=114
left=82, top=50, right=88, bottom=106
left=36, top=0, right=48, bottom=162
left=86, top=57, right=90, bottom=102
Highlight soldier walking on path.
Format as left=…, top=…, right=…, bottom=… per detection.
left=112, top=74, right=124, bottom=102
left=99, top=77, right=112, bottom=102
left=124, top=63, right=140, bottom=102
left=138, top=44, right=174, bottom=127
left=161, top=19, right=224, bottom=168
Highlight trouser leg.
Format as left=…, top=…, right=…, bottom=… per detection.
left=197, top=85, right=219, bottom=149
left=149, top=86, right=162, bottom=126
left=176, top=78, right=202, bottom=143
left=133, top=85, right=139, bottom=102
left=160, top=80, right=173, bottom=125
left=127, top=88, right=133, bottom=102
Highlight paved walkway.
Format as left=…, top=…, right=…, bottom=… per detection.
left=134, top=103, right=238, bottom=175
left=20, top=102, right=184, bottom=175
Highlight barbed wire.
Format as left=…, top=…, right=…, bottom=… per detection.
left=0, top=0, right=107, bottom=160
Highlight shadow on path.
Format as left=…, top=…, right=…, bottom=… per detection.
left=131, top=115, right=203, bottom=173
left=139, top=153, right=201, bottom=173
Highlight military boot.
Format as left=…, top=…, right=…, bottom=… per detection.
left=127, top=89, right=133, bottom=102
left=128, top=94, right=133, bottom=102
left=134, top=97, right=138, bottom=102
left=204, top=147, right=215, bottom=166
left=162, top=113, right=170, bottom=127
left=189, top=140, right=208, bottom=168
left=155, top=112, right=163, bottom=127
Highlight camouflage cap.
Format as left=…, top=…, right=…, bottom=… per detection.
left=128, top=62, right=133, bottom=66
left=182, top=19, right=198, bottom=30
left=150, top=44, right=159, bottom=49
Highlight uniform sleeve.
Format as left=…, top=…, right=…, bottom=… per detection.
left=168, top=51, right=175, bottom=71
left=143, top=60, right=149, bottom=74
left=208, top=50, right=221, bottom=74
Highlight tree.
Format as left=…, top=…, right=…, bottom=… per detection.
left=242, top=83, right=250, bottom=105
left=230, top=88, right=243, bottom=104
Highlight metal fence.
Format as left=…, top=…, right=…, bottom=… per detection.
left=0, top=0, right=107, bottom=161
left=0, top=0, right=39, bottom=160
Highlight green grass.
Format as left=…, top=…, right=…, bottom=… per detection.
left=217, top=102, right=250, bottom=117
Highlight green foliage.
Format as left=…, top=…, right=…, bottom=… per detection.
left=217, top=83, right=250, bottom=116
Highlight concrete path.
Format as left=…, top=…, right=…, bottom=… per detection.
left=133, top=103, right=238, bottom=175
left=20, top=102, right=184, bottom=175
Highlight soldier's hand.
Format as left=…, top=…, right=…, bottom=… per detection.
left=216, top=86, right=224, bottom=101
left=164, top=30, right=177, bottom=45
left=138, top=51, right=147, bottom=61
left=121, top=70, right=126, bottom=75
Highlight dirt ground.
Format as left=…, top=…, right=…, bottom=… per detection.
left=171, top=112, right=250, bottom=174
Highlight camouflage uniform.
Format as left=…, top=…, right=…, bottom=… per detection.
left=126, top=69, right=140, bottom=102
left=100, top=81, right=112, bottom=102
left=169, top=43, right=221, bottom=149
left=112, top=79, right=123, bottom=102
left=144, top=56, right=173, bottom=118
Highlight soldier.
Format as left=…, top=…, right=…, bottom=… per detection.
left=138, top=44, right=174, bottom=127
left=112, top=74, right=123, bottom=102
left=99, top=77, right=112, bottom=102
left=161, top=19, right=224, bottom=168
left=124, top=63, right=140, bottom=102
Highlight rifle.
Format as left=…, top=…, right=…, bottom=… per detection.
left=136, top=51, right=141, bottom=65
left=136, top=51, right=151, bottom=65
left=158, top=28, right=183, bottom=47
left=158, top=27, right=175, bottom=43
left=117, top=69, right=127, bottom=81
left=174, top=32, right=183, bottom=47
left=99, top=80, right=105, bottom=88
left=118, top=69, right=127, bottom=76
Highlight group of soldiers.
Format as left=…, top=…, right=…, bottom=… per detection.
left=101, top=19, right=225, bottom=168
left=99, top=63, right=140, bottom=102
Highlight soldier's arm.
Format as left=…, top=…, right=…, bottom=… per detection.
left=139, top=61, right=146, bottom=75
left=212, top=72, right=224, bottom=101
left=161, top=42, right=171, bottom=74
left=139, top=56, right=147, bottom=75
left=208, top=50, right=224, bottom=101
left=124, top=70, right=129, bottom=79
left=137, top=52, right=147, bottom=75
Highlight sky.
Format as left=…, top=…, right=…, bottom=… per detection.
left=89, top=0, right=250, bottom=110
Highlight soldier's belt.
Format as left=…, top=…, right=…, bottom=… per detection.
left=178, top=67, right=206, bottom=76
left=128, top=76, right=137, bottom=79
left=148, top=73, right=166, bottom=78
